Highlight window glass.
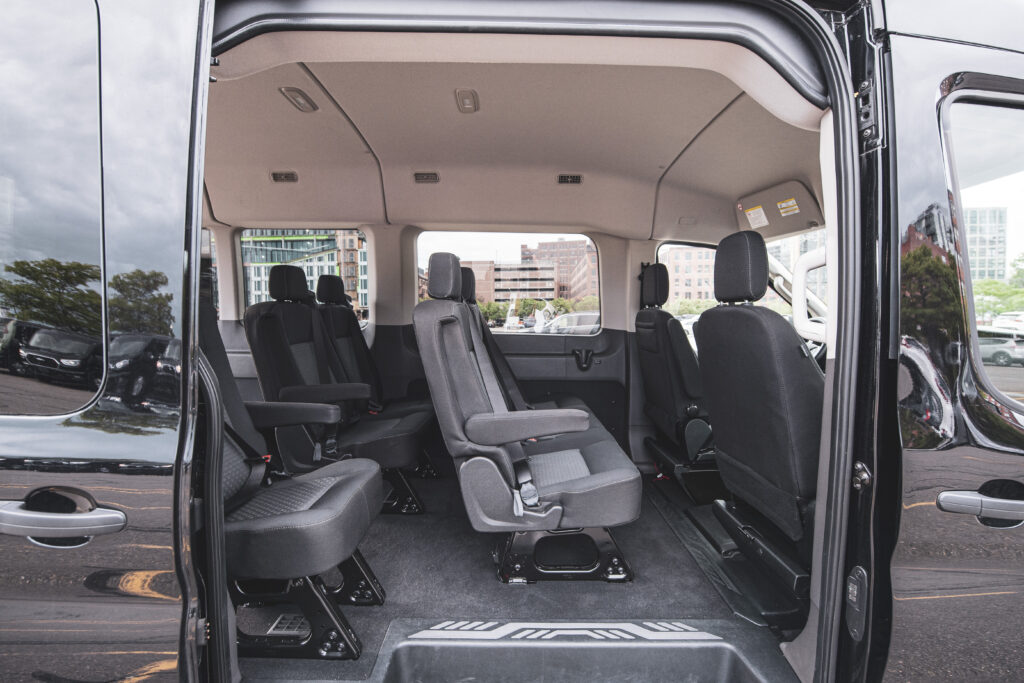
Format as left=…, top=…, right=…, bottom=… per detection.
left=418, top=232, right=600, bottom=334
left=241, top=229, right=370, bottom=321
left=947, top=102, right=1024, bottom=402
left=0, top=3, right=105, bottom=415
left=201, top=228, right=218, bottom=312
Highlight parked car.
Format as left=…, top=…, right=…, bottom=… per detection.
left=977, top=330, right=1024, bottom=367
left=538, top=311, right=600, bottom=335
left=104, top=335, right=171, bottom=406
left=148, top=338, right=182, bottom=405
left=0, top=319, right=45, bottom=376
left=18, top=328, right=102, bottom=389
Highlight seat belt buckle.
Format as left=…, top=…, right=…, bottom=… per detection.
left=368, top=400, right=384, bottom=414
left=324, top=437, right=338, bottom=458
left=262, top=454, right=272, bottom=463
left=519, top=481, right=539, bottom=507
left=512, top=489, right=525, bottom=517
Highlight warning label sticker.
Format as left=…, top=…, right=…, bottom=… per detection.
left=777, top=198, right=800, bottom=217
left=743, top=205, right=769, bottom=229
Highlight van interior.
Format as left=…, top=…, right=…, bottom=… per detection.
left=198, top=22, right=843, bottom=683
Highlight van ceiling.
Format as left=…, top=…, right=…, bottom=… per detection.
left=204, top=32, right=824, bottom=243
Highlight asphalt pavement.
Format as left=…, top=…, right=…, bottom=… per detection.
left=0, top=371, right=93, bottom=414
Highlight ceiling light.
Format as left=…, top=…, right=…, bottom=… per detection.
left=414, top=172, right=440, bottom=184
left=271, top=171, right=298, bottom=183
left=455, top=88, right=479, bottom=113
left=279, top=87, right=318, bottom=113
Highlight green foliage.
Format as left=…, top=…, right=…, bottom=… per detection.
left=0, top=259, right=101, bottom=335
left=900, top=245, right=961, bottom=338
left=972, top=279, right=1024, bottom=322
left=478, top=300, right=508, bottom=322
left=671, top=299, right=716, bottom=316
left=0, top=260, right=174, bottom=338
left=516, top=298, right=542, bottom=317
left=573, top=295, right=599, bottom=312
left=551, top=298, right=573, bottom=315
left=109, top=269, right=174, bottom=335
left=1010, top=253, right=1024, bottom=289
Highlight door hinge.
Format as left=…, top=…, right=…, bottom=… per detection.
left=196, top=617, right=209, bottom=646
left=852, top=461, right=873, bottom=491
left=828, top=3, right=887, bottom=154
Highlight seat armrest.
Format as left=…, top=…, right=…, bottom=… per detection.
left=278, top=383, right=371, bottom=404
left=464, top=409, right=589, bottom=446
left=244, top=401, right=341, bottom=429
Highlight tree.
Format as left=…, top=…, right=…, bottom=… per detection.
left=573, top=295, right=599, bottom=312
left=900, top=245, right=962, bottom=339
left=672, top=299, right=716, bottom=316
left=1010, top=253, right=1024, bottom=289
left=478, top=300, right=508, bottom=322
left=108, top=269, right=174, bottom=335
left=0, top=259, right=101, bottom=335
left=516, top=298, right=542, bottom=318
left=551, top=298, right=572, bottom=315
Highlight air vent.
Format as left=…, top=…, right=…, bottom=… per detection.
left=414, top=172, right=440, bottom=184
left=558, top=174, right=583, bottom=185
left=271, top=171, right=298, bottom=183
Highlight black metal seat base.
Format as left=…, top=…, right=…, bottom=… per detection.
left=381, top=468, right=426, bottom=515
left=494, top=527, right=633, bottom=584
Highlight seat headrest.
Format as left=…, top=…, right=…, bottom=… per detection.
left=428, top=253, right=462, bottom=300
left=316, top=274, right=351, bottom=307
left=640, top=263, right=669, bottom=308
left=714, top=231, right=769, bottom=303
left=460, top=267, right=476, bottom=303
left=269, top=265, right=312, bottom=302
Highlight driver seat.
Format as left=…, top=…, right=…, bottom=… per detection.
left=695, top=231, right=824, bottom=559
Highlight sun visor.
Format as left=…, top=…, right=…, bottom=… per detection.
left=734, top=181, right=823, bottom=238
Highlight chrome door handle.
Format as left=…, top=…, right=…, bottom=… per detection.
left=0, top=500, right=126, bottom=537
left=936, top=490, right=1024, bottom=521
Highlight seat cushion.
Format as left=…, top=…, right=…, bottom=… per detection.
left=225, top=458, right=382, bottom=579
left=337, top=410, right=433, bottom=468
left=530, top=439, right=642, bottom=529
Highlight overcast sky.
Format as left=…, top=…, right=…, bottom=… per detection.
left=416, top=231, right=588, bottom=269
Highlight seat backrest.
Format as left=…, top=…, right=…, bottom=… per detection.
left=413, top=253, right=516, bottom=482
left=635, top=262, right=704, bottom=447
left=316, top=274, right=382, bottom=407
left=243, top=265, right=346, bottom=401
left=198, top=296, right=266, bottom=502
left=695, top=231, right=823, bottom=541
left=460, top=266, right=529, bottom=411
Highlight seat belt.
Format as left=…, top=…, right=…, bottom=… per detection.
left=465, top=304, right=538, bottom=512
left=223, top=421, right=270, bottom=513
left=476, top=307, right=530, bottom=412
left=301, top=301, right=342, bottom=457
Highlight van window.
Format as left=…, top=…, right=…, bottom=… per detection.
left=947, top=102, right=1024, bottom=402
left=240, top=229, right=370, bottom=320
left=0, top=3, right=105, bottom=415
left=417, top=232, right=600, bottom=335
left=657, top=230, right=824, bottom=319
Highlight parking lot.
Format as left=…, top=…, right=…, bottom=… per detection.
left=0, top=372, right=92, bottom=415
left=980, top=364, right=1024, bottom=403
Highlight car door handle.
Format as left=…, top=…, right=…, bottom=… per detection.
left=936, top=490, right=1024, bottom=521
left=0, top=500, right=126, bottom=537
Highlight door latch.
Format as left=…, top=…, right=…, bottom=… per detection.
left=852, top=461, right=872, bottom=491
left=572, top=348, right=594, bottom=371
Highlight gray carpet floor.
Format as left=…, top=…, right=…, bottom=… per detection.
left=240, top=475, right=732, bottom=681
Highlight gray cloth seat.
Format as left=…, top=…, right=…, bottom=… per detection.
left=459, top=267, right=595, bottom=416
left=198, top=296, right=383, bottom=581
left=316, top=274, right=435, bottom=419
left=413, top=253, right=641, bottom=532
left=225, top=458, right=382, bottom=579
left=244, top=265, right=429, bottom=471
left=695, top=231, right=823, bottom=543
left=635, top=262, right=712, bottom=462
left=458, top=267, right=609, bottom=457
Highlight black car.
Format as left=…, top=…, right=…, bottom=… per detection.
left=0, top=319, right=45, bottom=376
left=2, top=1, right=1024, bottom=682
left=104, top=335, right=170, bottom=406
left=18, top=328, right=102, bottom=389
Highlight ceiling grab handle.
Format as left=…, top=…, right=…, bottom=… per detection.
left=793, top=247, right=827, bottom=344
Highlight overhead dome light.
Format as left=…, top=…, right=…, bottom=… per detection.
left=279, top=87, right=318, bottom=113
